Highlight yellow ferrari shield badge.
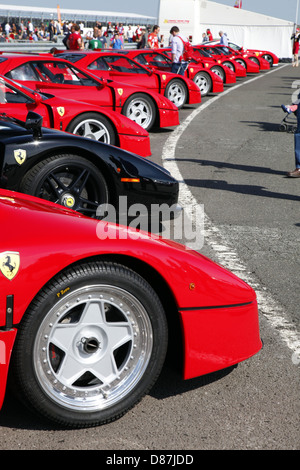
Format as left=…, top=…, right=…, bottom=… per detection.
left=57, top=107, right=65, bottom=117
left=162, top=74, right=166, bottom=80
left=14, top=149, right=26, bottom=165
left=0, top=252, right=20, bottom=280
left=117, top=88, right=123, bottom=96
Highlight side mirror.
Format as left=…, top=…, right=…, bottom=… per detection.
left=33, top=92, right=42, bottom=104
left=25, top=111, right=43, bottom=139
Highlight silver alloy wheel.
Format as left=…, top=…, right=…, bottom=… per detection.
left=262, top=54, right=273, bottom=66
left=72, top=118, right=111, bottom=143
left=166, top=80, right=186, bottom=108
left=125, top=97, right=153, bottom=129
left=223, top=61, right=235, bottom=72
left=193, top=73, right=211, bottom=96
left=33, top=285, right=153, bottom=412
left=210, top=66, right=225, bottom=82
left=235, top=58, right=246, bottom=68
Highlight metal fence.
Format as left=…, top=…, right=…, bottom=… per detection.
left=0, top=38, right=138, bottom=53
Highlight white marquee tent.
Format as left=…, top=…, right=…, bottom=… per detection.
left=158, top=0, right=295, bottom=59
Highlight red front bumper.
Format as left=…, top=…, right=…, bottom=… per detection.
left=119, top=133, right=152, bottom=157
left=179, top=300, right=262, bottom=380
left=0, top=329, right=17, bottom=409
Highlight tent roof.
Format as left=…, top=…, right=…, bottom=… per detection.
left=201, top=1, right=294, bottom=26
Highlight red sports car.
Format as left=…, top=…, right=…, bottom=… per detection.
left=192, top=46, right=247, bottom=78
left=123, top=49, right=224, bottom=97
left=53, top=50, right=201, bottom=110
left=198, top=45, right=261, bottom=73
left=0, top=75, right=151, bottom=156
left=158, top=47, right=237, bottom=85
left=212, top=44, right=270, bottom=71
left=0, top=54, right=179, bottom=131
left=227, top=41, right=279, bottom=67
left=0, top=188, right=262, bottom=427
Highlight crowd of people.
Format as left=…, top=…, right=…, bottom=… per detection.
left=0, top=19, right=164, bottom=48
left=0, top=19, right=61, bottom=42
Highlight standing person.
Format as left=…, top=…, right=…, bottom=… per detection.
left=219, top=31, right=228, bottom=46
left=287, top=103, right=300, bottom=177
left=88, top=26, right=102, bottom=50
left=48, top=19, right=55, bottom=41
left=137, top=28, right=146, bottom=49
left=202, top=32, right=208, bottom=42
left=169, top=26, right=188, bottom=76
left=126, top=25, right=133, bottom=43
left=147, top=25, right=160, bottom=49
left=67, top=24, right=83, bottom=50
left=135, top=25, right=142, bottom=42
left=111, top=32, right=123, bottom=49
left=98, top=28, right=108, bottom=49
left=206, top=28, right=213, bottom=40
left=291, top=28, right=300, bottom=67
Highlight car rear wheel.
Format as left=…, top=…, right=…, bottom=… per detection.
left=164, top=79, right=187, bottom=109
left=122, top=93, right=156, bottom=130
left=193, top=72, right=212, bottom=96
left=67, top=113, right=116, bottom=145
left=210, top=66, right=225, bottom=82
left=10, top=261, right=168, bottom=428
left=20, top=154, right=108, bottom=217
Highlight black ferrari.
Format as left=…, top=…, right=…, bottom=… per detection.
left=0, top=112, right=179, bottom=220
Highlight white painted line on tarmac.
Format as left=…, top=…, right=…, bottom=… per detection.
left=162, top=64, right=300, bottom=357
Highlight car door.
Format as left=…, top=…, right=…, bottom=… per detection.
left=87, top=55, right=158, bottom=91
left=6, top=60, right=114, bottom=109
left=0, top=79, right=51, bottom=126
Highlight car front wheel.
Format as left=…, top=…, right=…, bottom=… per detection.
left=193, top=72, right=212, bottom=96
left=122, top=93, right=156, bottom=130
left=164, top=79, right=187, bottom=109
left=11, top=262, right=168, bottom=427
left=20, top=154, right=108, bottom=217
left=67, top=113, right=116, bottom=145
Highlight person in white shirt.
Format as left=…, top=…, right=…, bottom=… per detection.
left=169, top=26, right=188, bottom=76
left=219, top=31, right=228, bottom=46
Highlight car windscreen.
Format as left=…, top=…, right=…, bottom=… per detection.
left=88, top=55, right=149, bottom=74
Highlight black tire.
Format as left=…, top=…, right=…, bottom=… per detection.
left=20, top=154, right=108, bottom=217
left=164, top=79, right=187, bottom=109
left=262, top=54, right=273, bottom=67
left=122, top=93, right=156, bottom=130
left=223, top=61, right=235, bottom=72
left=67, top=113, right=116, bottom=145
left=10, top=261, right=168, bottom=428
left=235, top=58, right=246, bottom=69
left=193, top=71, right=212, bottom=96
left=210, top=66, right=225, bottom=82
left=249, top=57, right=260, bottom=66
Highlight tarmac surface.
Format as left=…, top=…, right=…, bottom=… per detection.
left=0, top=63, right=299, bottom=451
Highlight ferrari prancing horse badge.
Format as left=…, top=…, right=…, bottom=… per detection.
left=57, top=107, right=65, bottom=117
left=14, top=149, right=26, bottom=165
left=0, top=252, right=20, bottom=280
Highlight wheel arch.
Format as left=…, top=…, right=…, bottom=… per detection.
left=25, top=253, right=183, bottom=372
left=18, top=147, right=117, bottom=205
left=66, top=111, right=120, bottom=148
left=122, top=92, right=160, bottom=128
left=166, top=77, right=189, bottom=104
